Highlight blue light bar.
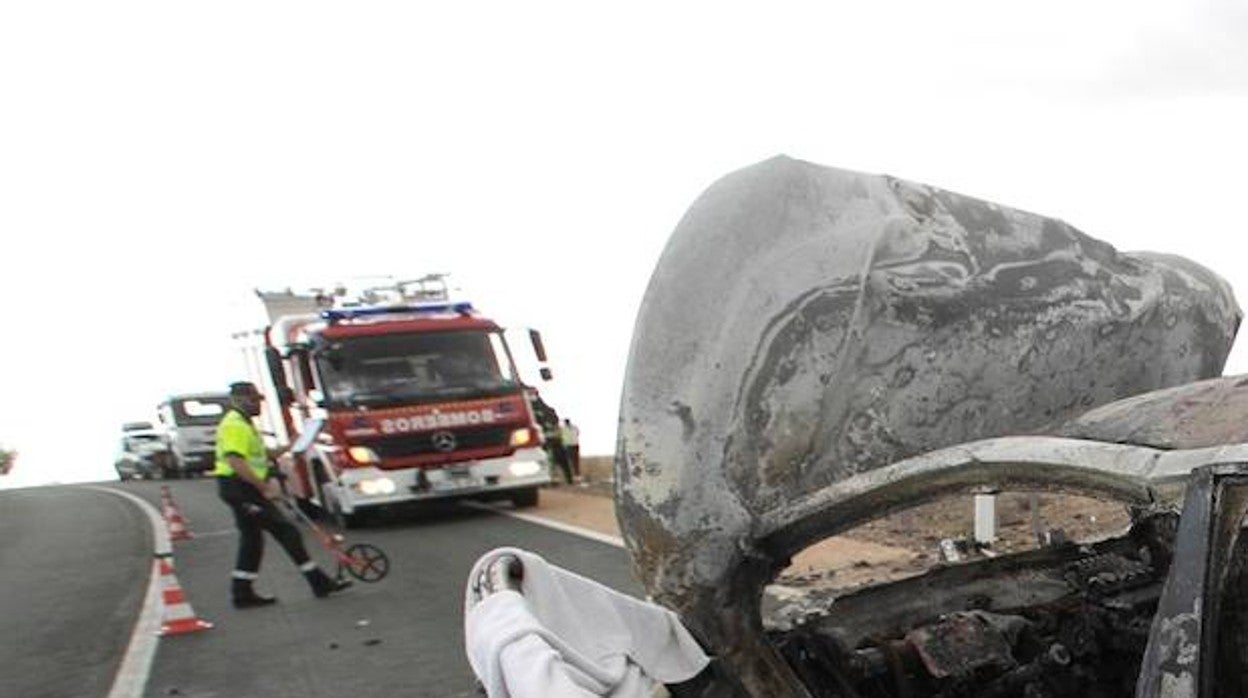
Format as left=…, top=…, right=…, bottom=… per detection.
left=322, top=302, right=475, bottom=323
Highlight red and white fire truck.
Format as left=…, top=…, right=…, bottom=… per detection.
left=235, top=276, right=555, bottom=525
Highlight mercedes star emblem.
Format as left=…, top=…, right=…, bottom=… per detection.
left=431, top=431, right=457, bottom=453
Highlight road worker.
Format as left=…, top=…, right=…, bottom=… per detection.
left=530, top=393, right=571, bottom=484
left=214, top=381, right=350, bottom=608
left=560, top=419, right=581, bottom=482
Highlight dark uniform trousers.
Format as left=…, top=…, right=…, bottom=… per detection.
left=217, top=476, right=311, bottom=573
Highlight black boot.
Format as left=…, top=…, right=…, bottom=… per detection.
left=231, top=579, right=278, bottom=609
left=305, top=568, right=352, bottom=598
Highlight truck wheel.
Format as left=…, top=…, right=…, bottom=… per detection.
left=511, top=487, right=539, bottom=509
left=296, top=497, right=319, bottom=520
left=308, top=461, right=334, bottom=522
left=335, top=510, right=367, bottom=529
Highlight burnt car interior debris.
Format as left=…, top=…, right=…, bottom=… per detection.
left=772, top=464, right=1248, bottom=697
left=616, top=157, right=1248, bottom=696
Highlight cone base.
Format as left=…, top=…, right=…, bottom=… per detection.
left=159, top=618, right=214, bottom=636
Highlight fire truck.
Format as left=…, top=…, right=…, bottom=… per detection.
left=235, top=276, right=555, bottom=525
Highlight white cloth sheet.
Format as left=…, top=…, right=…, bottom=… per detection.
left=464, top=547, right=710, bottom=698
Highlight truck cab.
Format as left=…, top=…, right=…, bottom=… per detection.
left=156, top=393, right=231, bottom=477
left=244, top=279, right=555, bottom=524
left=308, top=306, right=549, bottom=514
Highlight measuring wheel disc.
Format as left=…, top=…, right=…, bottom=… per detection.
left=341, top=543, right=390, bottom=582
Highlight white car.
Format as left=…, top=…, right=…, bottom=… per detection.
left=114, top=422, right=173, bottom=480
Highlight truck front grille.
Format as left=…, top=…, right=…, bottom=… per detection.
left=365, top=427, right=512, bottom=460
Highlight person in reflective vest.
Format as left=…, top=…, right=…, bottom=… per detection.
left=560, top=419, right=580, bottom=482
left=530, top=392, right=571, bottom=483
left=214, top=381, right=350, bottom=608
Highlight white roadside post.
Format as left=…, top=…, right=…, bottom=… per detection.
left=974, top=494, right=998, bottom=546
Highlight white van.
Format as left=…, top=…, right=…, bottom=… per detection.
left=156, top=393, right=231, bottom=477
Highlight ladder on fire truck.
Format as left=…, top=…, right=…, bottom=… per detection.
left=252, top=274, right=455, bottom=322
left=356, top=274, right=451, bottom=306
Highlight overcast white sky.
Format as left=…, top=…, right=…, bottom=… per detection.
left=2, top=1, right=1247, bottom=488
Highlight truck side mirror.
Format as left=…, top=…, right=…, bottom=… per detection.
left=529, top=329, right=548, bottom=363
left=264, top=347, right=296, bottom=407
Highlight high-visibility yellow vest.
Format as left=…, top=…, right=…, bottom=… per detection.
left=561, top=423, right=579, bottom=446
left=213, top=409, right=269, bottom=479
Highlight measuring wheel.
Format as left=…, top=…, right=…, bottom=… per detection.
left=339, top=543, right=390, bottom=582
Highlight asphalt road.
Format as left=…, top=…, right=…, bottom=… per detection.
left=0, top=486, right=151, bottom=698
left=0, top=479, right=641, bottom=697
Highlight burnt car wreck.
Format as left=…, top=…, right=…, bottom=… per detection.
left=616, top=157, right=1248, bottom=696
left=767, top=433, right=1248, bottom=698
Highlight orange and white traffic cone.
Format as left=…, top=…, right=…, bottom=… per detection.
left=156, top=556, right=213, bottom=636
left=161, top=485, right=194, bottom=541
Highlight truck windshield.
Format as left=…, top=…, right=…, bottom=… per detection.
left=316, top=330, right=518, bottom=408
left=170, top=397, right=230, bottom=426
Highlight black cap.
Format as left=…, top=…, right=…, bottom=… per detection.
left=229, top=381, right=262, bottom=398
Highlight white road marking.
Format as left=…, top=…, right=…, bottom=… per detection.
left=463, top=501, right=625, bottom=548
left=83, top=486, right=170, bottom=698
left=186, top=529, right=234, bottom=539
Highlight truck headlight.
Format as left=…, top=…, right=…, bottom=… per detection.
left=509, top=428, right=534, bottom=447
left=509, top=460, right=543, bottom=477
left=356, top=478, right=396, bottom=495
left=348, top=446, right=380, bottom=464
